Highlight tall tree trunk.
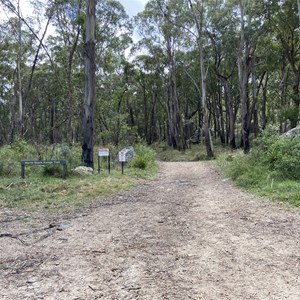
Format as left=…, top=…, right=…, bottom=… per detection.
left=223, top=79, right=236, bottom=149
left=250, top=53, right=259, bottom=137
left=82, top=0, right=96, bottom=168
left=150, top=86, right=158, bottom=144
left=238, top=0, right=250, bottom=153
left=298, top=0, right=300, bottom=26
left=17, top=0, right=24, bottom=137
left=217, top=91, right=226, bottom=144
left=166, top=35, right=186, bottom=150
left=188, top=0, right=214, bottom=157
left=291, top=68, right=300, bottom=128
left=261, top=73, right=269, bottom=130
left=199, top=2, right=213, bottom=157
left=67, top=26, right=81, bottom=143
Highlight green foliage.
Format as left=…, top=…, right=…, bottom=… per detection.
left=0, top=139, right=37, bottom=176
left=49, top=143, right=82, bottom=170
left=219, top=126, right=300, bottom=206
left=251, top=126, right=300, bottom=180
left=0, top=170, right=148, bottom=212
left=252, top=125, right=280, bottom=154
left=222, top=152, right=268, bottom=188
left=279, top=106, right=299, bottom=125
left=264, top=136, right=300, bottom=180
left=42, top=165, right=64, bottom=178
left=154, top=142, right=214, bottom=162
left=130, top=144, right=156, bottom=170
left=0, top=141, right=83, bottom=177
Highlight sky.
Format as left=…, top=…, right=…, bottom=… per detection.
left=0, top=0, right=147, bottom=19
left=0, top=0, right=148, bottom=54
left=119, top=0, right=148, bottom=17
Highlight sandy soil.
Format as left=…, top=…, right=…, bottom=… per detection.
left=1, top=161, right=300, bottom=300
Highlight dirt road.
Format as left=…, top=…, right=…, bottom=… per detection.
left=1, top=162, right=300, bottom=300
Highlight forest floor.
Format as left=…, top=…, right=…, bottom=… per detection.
left=1, top=161, right=300, bottom=300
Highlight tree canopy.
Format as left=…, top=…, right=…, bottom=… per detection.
left=0, top=0, right=299, bottom=157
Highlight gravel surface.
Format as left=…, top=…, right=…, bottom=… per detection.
left=1, top=161, right=300, bottom=299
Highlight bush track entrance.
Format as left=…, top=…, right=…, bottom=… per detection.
left=1, top=161, right=300, bottom=299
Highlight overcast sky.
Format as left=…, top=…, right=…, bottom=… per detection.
left=0, top=0, right=147, bottom=51
left=1, top=0, right=148, bottom=20
left=119, top=0, right=147, bottom=17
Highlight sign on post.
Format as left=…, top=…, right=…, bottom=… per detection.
left=118, top=150, right=126, bottom=162
left=118, top=147, right=134, bottom=174
left=98, top=148, right=109, bottom=157
left=98, top=148, right=110, bottom=174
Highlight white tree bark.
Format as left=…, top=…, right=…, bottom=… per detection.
left=82, top=0, right=96, bottom=168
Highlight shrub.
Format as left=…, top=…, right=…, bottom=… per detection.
left=265, top=136, right=300, bottom=180
left=1, top=151, right=31, bottom=177
left=225, top=125, right=300, bottom=184
left=252, top=125, right=280, bottom=155
left=224, top=152, right=267, bottom=187
left=130, top=144, right=156, bottom=170
left=42, top=164, right=64, bottom=177
left=131, top=156, right=147, bottom=169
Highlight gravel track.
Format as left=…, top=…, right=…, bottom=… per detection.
left=1, top=161, right=300, bottom=299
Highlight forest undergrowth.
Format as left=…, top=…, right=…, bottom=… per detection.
left=1, top=128, right=300, bottom=212
left=217, top=126, right=300, bottom=207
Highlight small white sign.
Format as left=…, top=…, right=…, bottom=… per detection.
left=119, top=150, right=126, bottom=162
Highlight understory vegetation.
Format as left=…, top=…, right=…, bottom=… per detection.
left=218, top=126, right=300, bottom=207
left=1, top=128, right=300, bottom=212
left=0, top=140, right=158, bottom=212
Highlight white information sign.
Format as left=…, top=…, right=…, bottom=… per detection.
left=119, top=150, right=126, bottom=162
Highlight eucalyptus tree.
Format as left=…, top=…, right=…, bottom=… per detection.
left=0, top=14, right=34, bottom=142
left=82, top=0, right=96, bottom=168
left=205, top=0, right=240, bottom=149
left=270, top=0, right=300, bottom=129
left=48, top=0, right=85, bottom=143
left=0, top=21, right=18, bottom=144
left=94, top=0, right=133, bottom=146
left=132, top=51, right=167, bottom=144
left=0, top=0, right=27, bottom=138
left=185, top=0, right=214, bottom=157
left=222, top=0, right=269, bottom=153
left=0, top=0, right=65, bottom=143
left=135, top=0, right=186, bottom=150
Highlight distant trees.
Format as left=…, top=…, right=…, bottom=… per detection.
left=0, top=0, right=299, bottom=156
